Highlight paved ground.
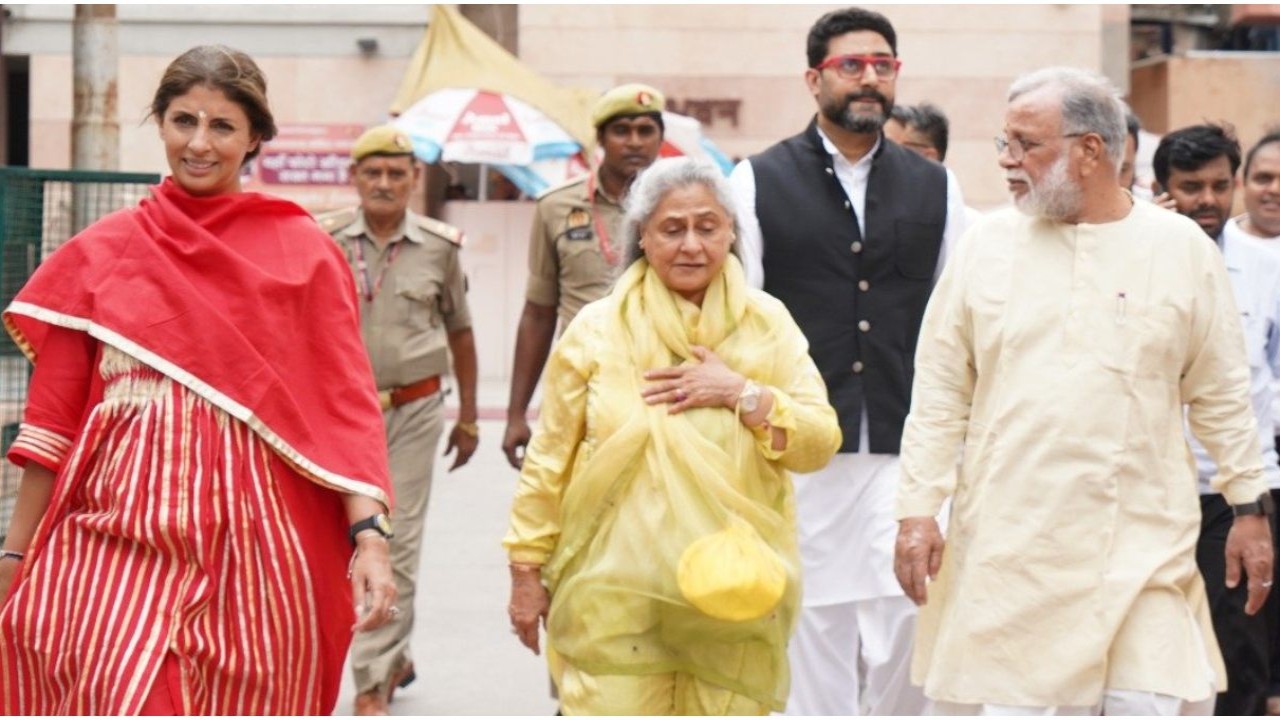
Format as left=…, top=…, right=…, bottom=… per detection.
left=334, top=384, right=559, bottom=716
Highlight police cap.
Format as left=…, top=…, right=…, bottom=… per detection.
left=591, top=84, right=666, bottom=129
left=351, top=125, right=414, bottom=163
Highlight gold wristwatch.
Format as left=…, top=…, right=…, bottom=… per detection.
left=349, top=513, right=394, bottom=546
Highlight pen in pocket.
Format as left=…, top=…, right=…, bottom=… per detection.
left=1115, top=292, right=1126, bottom=324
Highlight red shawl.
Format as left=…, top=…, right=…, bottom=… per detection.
left=3, top=178, right=392, bottom=507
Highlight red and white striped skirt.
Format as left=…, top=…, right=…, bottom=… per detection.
left=1, top=348, right=351, bottom=714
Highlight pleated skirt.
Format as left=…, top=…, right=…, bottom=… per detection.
left=1, top=347, right=342, bottom=714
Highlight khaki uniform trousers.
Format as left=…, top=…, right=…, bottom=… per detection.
left=350, top=392, right=445, bottom=693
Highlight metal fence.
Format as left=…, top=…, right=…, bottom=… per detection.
left=0, top=168, right=159, bottom=540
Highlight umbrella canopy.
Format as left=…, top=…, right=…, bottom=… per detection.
left=390, top=5, right=733, bottom=198
left=659, top=112, right=735, bottom=174
left=392, top=4, right=597, bottom=154
left=393, top=89, right=581, bottom=167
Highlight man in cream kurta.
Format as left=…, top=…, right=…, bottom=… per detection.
left=894, top=67, right=1275, bottom=715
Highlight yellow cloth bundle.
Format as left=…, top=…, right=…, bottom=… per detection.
left=678, top=515, right=787, bottom=622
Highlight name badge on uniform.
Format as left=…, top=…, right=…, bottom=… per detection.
left=565, top=208, right=594, bottom=241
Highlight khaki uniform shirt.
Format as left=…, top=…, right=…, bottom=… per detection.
left=898, top=202, right=1266, bottom=706
left=526, top=172, right=626, bottom=329
left=321, top=208, right=471, bottom=389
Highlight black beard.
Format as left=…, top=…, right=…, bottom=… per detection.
left=840, top=110, right=887, bottom=133
left=821, top=91, right=892, bottom=134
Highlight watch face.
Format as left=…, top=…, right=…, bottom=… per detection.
left=375, top=514, right=394, bottom=536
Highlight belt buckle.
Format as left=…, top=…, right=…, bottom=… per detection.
left=378, top=390, right=393, bottom=411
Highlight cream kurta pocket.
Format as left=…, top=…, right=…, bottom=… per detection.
left=1087, top=298, right=1181, bottom=377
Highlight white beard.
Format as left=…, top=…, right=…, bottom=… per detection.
left=1012, top=154, right=1082, bottom=222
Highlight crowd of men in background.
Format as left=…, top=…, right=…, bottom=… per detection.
left=1150, top=123, right=1280, bottom=716
left=333, top=4, right=1280, bottom=715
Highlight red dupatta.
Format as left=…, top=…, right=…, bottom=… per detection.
left=3, top=178, right=392, bottom=507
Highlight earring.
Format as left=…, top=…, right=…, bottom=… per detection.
left=638, top=239, right=645, bottom=249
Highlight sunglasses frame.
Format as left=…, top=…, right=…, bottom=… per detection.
left=813, top=54, right=903, bottom=79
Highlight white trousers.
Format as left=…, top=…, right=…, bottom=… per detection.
left=784, top=445, right=932, bottom=716
left=783, top=595, right=927, bottom=716
left=928, top=689, right=1215, bottom=716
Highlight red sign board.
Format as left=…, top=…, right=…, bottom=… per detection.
left=251, top=124, right=366, bottom=186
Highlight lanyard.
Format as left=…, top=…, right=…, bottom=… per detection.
left=353, top=238, right=402, bottom=303
left=584, top=172, right=621, bottom=267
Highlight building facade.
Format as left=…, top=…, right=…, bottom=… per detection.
left=7, top=4, right=1240, bottom=388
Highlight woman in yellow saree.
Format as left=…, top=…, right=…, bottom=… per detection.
left=504, top=157, right=841, bottom=715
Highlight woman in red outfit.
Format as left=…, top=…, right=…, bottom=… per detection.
left=0, top=46, right=396, bottom=714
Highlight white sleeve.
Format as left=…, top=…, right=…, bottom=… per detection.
left=729, top=159, right=765, bottom=290
left=936, top=167, right=968, bottom=282
left=1264, top=267, right=1280, bottom=437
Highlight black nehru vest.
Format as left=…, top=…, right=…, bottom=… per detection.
left=751, top=119, right=947, bottom=454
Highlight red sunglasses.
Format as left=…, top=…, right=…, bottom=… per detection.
left=813, top=54, right=902, bottom=80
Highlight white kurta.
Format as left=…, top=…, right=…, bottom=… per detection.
left=898, top=201, right=1268, bottom=707
left=1225, top=216, right=1280, bottom=435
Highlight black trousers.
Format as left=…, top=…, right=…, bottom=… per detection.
left=1196, top=490, right=1280, bottom=715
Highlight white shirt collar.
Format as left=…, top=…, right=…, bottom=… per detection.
left=814, top=125, right=881, bottom=170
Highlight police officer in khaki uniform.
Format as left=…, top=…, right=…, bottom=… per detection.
left=319, top=125, right=479, bottom=715
left=501, top=84, right=666, bottom=468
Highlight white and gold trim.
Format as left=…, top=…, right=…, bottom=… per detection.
left=10, top=423, right=74, bottom=470
left=4, top=301, right=389, bottom=507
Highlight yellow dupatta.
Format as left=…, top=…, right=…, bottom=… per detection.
left=543, top=255, right=801, bottom=709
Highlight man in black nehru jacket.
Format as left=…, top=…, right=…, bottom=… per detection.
left=729, top=6, right=967, bottom=716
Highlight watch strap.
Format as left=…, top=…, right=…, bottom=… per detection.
left=349, top=514, right=394, bottom=545
left=1232, top=492, right=1276, bottom=517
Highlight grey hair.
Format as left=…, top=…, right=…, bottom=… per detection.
left=622, top=157, right=741, bottom=265
left=1008, top=67, right=1127, bottom=169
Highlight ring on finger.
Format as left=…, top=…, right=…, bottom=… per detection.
left=675, top=388, right=687, bottom=402
left=389, top=606, right=401, bottom=617
left=1263, top=580, right=1274, bottom=588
